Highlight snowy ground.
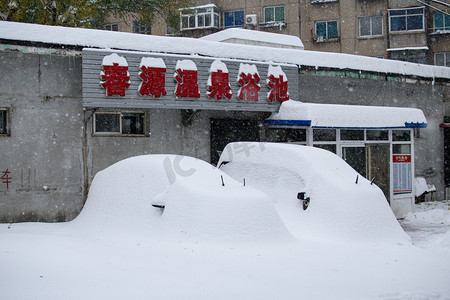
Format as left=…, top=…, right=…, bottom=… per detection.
left=1, top=152, right=449, bottom=300
left=400, top=200, right=450, bottom=253
left=0, top=201, right=449, bottom=300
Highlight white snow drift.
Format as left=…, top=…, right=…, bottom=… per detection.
left=75, top=154, right=291, bottom=243
left=1, top=151, right=450, bottom=299
left=218, top=142, right=411, bottom=245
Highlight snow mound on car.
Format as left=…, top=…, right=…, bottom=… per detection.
left=157, top=160, right=291, bottom=242
left=75, top=154, right=291, bottom=242
left=74, top=155, right=173, bottom=230
left=218, top=142, right=411, bottom=245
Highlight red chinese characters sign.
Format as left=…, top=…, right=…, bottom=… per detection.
left=100, top=53, right=130, bottom=96
left=138, top=57, right=167, bottom=97
left=237, top=63, right=261, bottom=101
left=267, top=65, right=290, bottom=102
left=207, top=60, right=232, bottom=100
left=88, top=50, right=298, bottom=111
left=174, top=60, right=200, bottom=98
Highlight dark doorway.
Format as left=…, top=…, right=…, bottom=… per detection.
left=210, top=119, right=260, bottom=165
left=366, top=144, right=390, bottom=203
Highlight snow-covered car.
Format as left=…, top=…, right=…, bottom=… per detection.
left=218, top=142, right=410, bottom=244
left=75, top=154, right=291, bottom=242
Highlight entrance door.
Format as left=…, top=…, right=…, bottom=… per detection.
left=342, top=146, right=367, bottom=178
left=210, top=119, right=260, bottom=165
left=366, top=144, right=390, bottom=202
left=342, top=144, right=390, bottom=202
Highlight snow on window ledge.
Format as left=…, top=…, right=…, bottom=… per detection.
left=313, top=36, right=340, bottom=43
left=311, top=0, right=338, bottom=4
left=429, top=29, right=450, bottom=35
left=259, top=22, right=286, bottom=29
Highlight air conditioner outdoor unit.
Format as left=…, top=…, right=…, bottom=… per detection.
left=245, top=14, right=257, bottom=26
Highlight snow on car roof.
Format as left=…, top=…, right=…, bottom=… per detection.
left=218, top=142, right=411, bottom=244
left=1, top=21, right=449, bottom=80
left=265, top=100, right=427, bottom=129
left=76, top=154, right=291, bottom=242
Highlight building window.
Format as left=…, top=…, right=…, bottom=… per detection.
left=315, top=20, right=338, bottom=40
left=264, top=6, right=285, bottom=23
left=180, top=5, right=220, bottom=30
left=389, top=7, right=424, bottom=32
left=313, top=129, right=336, bottom=141
left=434, top=12, right=450, bottom=32
left=266, top=128, right=307, bottom=144
left=224, top=10, right=244, bottom=28
left=340, top=129, right=364, bottom=141
left=366, top=130, right=389, bottom=141
left=94, top=112, right=145, bottom=136
left=0, top=108, right=9, bottom=136
left=133, top=21, right=151, bottom=35
left=435, top=52, right=450, bottom=67
left=104, top=23, right=118, bottom=31
left=359, top=16, right=382, bottom=37
left=392, top=130, right=411, bottom=142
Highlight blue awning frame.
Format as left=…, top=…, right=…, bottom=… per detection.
left=264, top=119, right=427, bottom=129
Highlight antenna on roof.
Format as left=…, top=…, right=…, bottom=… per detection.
left=355, top=175, right=359, bottom=184
left=221, top=175, right=225, bottom=186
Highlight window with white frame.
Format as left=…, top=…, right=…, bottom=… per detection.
left=104, top=23, right=118, bottom=31
left=264, top=6, right=285, bottom=23
left=389, top=7, right=424, bottom=32
left=94, top=112, right=145, bottom=136
left=359, top=16, right=383, bottom=37
left=434, top=12, right=450, bottom=32
left=180, top=5, right=220, bottom=30
left=224, top=10, right=244, bottom=28
left=315, top=20, right=338, bottom=40
left=133, top=21, right=151, bottom=35
left=0, top=108, right=9, bottom=136
left=435, top=52, right=450, bottom=67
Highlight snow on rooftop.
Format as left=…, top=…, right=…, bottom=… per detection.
left=179, top=3, right=218, bottom=11
left=266, top=100, right=427, bottom=129
left=1, top=21, right=449, bottom=80
left=199, top=28, right=304, bottom=50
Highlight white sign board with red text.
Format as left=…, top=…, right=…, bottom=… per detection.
left=393, top=154, right=412, bottom=194
left=82, top=48, right=299, bottom=112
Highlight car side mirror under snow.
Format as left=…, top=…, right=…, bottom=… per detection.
left=297, top=192, right=310, bottom=210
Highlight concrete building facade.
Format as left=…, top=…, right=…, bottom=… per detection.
left=0, top=21, right=449, bottom=223
left=106, top=0, right=449, bottom=66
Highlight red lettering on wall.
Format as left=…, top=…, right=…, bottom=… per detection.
left=100, top=63, right=131, bottom=96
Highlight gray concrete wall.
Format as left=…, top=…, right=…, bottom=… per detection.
left=298, top=72, right=448, bottom=200
left=0, top=50, right=84, bottom=222
left=85, top=109, right=267, bottom=183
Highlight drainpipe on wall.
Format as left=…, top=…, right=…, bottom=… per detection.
left=82, top=110, right=94, bottom=203
left=386, top=7, right=391, bottom=59
left=299, top=0, right=301, bottom=39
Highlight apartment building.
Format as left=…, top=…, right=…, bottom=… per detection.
left=104, top=0, right=449, bottom=66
